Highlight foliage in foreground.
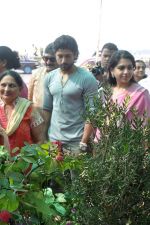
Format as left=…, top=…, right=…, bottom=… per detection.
left=0, top=143, right=82, bottom=225
left=0, top=91, right=150, bottom=225
left=64, top=94, right=150, bottom=225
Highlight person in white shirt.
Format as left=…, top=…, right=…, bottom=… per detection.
left=139, top=75, right=150, bottom=93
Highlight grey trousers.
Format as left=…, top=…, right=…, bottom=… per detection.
left=62, top=142, right=81, bottom=180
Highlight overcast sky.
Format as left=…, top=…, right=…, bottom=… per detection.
left=1, top=0, right=150, bottom=62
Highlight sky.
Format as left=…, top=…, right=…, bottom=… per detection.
left=1, top=0, right=150, bottom=63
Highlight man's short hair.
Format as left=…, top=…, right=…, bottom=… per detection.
left=53, top=35, right=79, bottom=59
left=101, top=43, right=118, bottom=52
left=44, top=43, right=55, bottom=54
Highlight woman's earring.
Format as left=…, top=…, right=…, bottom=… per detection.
left=111, top=73, right=115, bottom=78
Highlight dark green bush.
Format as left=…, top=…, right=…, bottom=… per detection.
left=65, top=93, right=150, bottom=225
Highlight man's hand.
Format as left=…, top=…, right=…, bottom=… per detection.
left=79, top=142, right=88, bottom=152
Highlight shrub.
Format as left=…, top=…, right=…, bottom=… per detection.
left=64, top=92, right=150, bottom=225
left=0, top=143, right=82, bottom=225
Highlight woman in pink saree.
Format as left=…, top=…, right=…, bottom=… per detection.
left=108, top=50, right=150, bottom=121
left=95, top=50, right=150, bottom=142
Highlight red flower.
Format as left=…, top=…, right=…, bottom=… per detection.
left=52, top=141, right=64, bottom=161
left=52, top=141, right=62, bottom=152
left=0, top=210, right=12, bottom=223
left=55, top=153, right=63, bottom=161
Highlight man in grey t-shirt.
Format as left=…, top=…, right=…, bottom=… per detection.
left=42, top=35, right=98, bottom=154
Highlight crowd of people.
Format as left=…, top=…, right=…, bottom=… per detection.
left=0, top=34, right=150, bottom=160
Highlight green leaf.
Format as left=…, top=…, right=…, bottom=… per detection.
left=40, top=143, right=50, bottom=150
left=11, top=160, right=29, bottom=171
left=7, top=172, right=24, bottom=189
left=10, top=183, right=24, bottom=190
left=0, top=191, right=19, bottom=212
left=22, top=156, right=36, bottom=164
left=53, top=203, right=66, bottom=215
left=8, top=172, right=24, bottom=182
left=21, top=144, right=38, bottom=156
left=55, top=193, right=66, bottom=203
left=44, top=188, right=55, bottom=204
left=25, top=192, right=55, bottom=218
left=0, top=190, right=6, bottom=199
left=45, top=158, right=59, bottom=173
left=0, top=178, right=9, bottom=188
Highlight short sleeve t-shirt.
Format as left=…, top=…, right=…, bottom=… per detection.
left=43, top=67, right=98, bottom=143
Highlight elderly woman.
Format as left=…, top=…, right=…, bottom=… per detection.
left=0, top=70, right=44, bottom=156
left=0, top=46, right=28, bottom=98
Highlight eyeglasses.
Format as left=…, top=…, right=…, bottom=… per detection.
left=42, top=56, right=56, bottom=62
left=117, top=65, right=134, bottom=71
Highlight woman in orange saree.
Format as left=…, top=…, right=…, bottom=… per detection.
left=0, top=70, right=44, bottom=156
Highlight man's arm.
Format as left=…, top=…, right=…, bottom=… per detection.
left=42, top=110, right=51, bottom=141
left=81, top=72, right=98, bottom=145
left=80, top=122, right=94, bottom=144
left=28, top=74, right=35, bottom=101
left=42, top=72, right=53, bottom=141
left=30, top=107, right=51, bottom=143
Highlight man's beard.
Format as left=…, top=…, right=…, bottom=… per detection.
left=59, top=63, right=74, bottom=72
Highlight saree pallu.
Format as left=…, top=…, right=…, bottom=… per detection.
left=112, top=83, right=150, bottom=121
left=94, top=83, right=150, bottom=142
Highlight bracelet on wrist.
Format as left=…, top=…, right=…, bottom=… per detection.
left=80, top=142, right=87, bottom=147
left=79, top=142, right=88, bottom=152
